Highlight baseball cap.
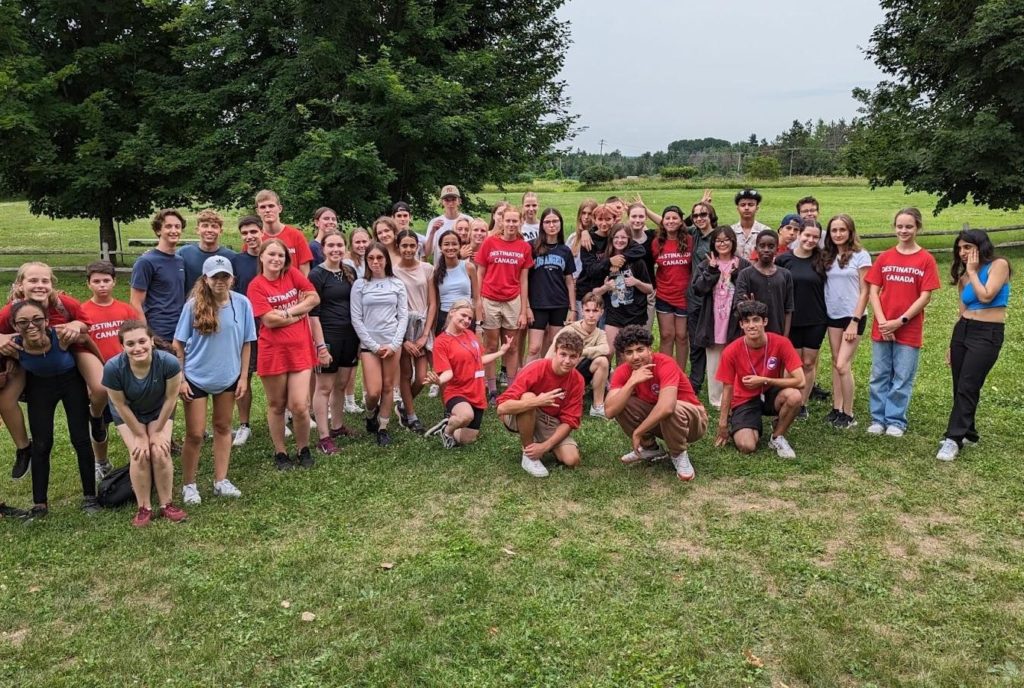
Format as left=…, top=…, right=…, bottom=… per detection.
left=202, top=255, right=233, bottom=277
left=734, top=188, right=763, bottom=204
left=440, top=185, right=461, bottom=200
left=779, top=213, right=803, bottom=229
left=391, top=201, right=411, bottom=215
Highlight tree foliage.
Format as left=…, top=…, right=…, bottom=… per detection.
left=848, top=0, right=1024, bottom=212
left=743, top=156, right=781, bottom=180
left=0, top=0, right=187, bottom=250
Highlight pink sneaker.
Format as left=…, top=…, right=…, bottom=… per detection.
left=131, top=507, right=153, bottom=528
left=317, top=437, right=340, bottom=455
left=160, top=503, right=188, bottom=523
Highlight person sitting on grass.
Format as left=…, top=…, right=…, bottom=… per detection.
left=604, top=325, right=708, bottom=481
left=103, top=320, right=186, bottom=527
left=714, top=300, right=804, bottom=459
left=496, top=331, right=585, bottom=478
left=545, top=292, right=610, bottom=418
left=425, top=300, right=512, bottom=449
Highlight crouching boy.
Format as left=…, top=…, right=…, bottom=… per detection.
left=497, top=331, right=585, bottom=478
left=546, top=292, right=610, bottom=417
left=604, top=325, right=708, bottom=481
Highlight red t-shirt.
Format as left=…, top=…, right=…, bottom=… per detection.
left=432, top=330, right=486, bottom=408
left=263, top=225, right=314, bottom=268
left=0, top=293, right=83, bottom=334
left=497, top=358, right=584, bottom=429
left=610, top=352, right=702, bottom=406
left=80, top=299, right=141, bottom=362
left=716, top=332, right=803, bottom=410
left=652, top=235, right=693, bottom=308
left=865, top=247, right=940, bottom=348
left=247, top=267, right=317, bottom=375
left=475, top=235, right=533, bottom=302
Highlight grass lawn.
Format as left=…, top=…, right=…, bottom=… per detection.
left=0, top=195, right=1023, bottom=686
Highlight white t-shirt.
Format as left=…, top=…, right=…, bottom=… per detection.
left=520, top=222, right=540, bottom=243
left=825, top=249, right=872, bottom=319
left=425, top=213, right=472, bottom=257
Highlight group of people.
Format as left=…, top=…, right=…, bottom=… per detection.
left=0, top=186, right=1010, bottom=526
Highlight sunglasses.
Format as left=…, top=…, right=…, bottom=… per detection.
left=692, top=212, right=710, bottom=219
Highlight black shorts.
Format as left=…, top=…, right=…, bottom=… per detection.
left=529, top=307, right=569, bottom=331
left=185, top=376, right=239, bottom=399
left=655, top=297, right=687, bottom=317
left=248, top=340, right=259, bottom=375
left=728, top=387, right=782, bottom=437
left=445, top=396, right=485, bottom=430
left=788, top=323, right=828, bottom=350
left=826, top=317, right=867, bottom=336
left=576, top=358, right=595, bottom=384
left=321, top=327, right=359, bottom=372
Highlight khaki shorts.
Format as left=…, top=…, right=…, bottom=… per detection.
left=482, top=296, right=522, bottom=331
left=502, top=409, right=578, bottom=448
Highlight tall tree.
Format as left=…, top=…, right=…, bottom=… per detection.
left=849, top=0, right=1024, bottom=211
left=0, top=0, right=186, bottom=253
left=172, top=0, right=576, bottom=223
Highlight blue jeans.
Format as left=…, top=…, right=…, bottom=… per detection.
left=868, top=341, right=921, bottom=430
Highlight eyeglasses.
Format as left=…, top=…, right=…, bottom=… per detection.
left=542, top=219, right=561, bottom=225
left=714, top=237, right=732, bottom=244
left=692, top=212, right=710, bottom=219
left=14, top=316, right=46, bottom=329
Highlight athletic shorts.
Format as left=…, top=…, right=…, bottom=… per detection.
left=247, top=340, right=259, bottom=375
left=321, top=327, right=359, bottom=372
left=184, top=376, right=239, bottom=399
left=826, top=317, right=867, bottom=336
left=576, top=357, right=595, bottom=384
left=728, top=387, right=782, bottom=437
left=445, top=396, right=485, bottom=431
left=788, top=323, right=828, bottom=350
left=654, top=297, right=687, bottom=317
left=529, top=307, right=569, bottom=331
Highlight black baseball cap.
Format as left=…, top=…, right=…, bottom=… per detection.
left=734, top=188, right=763, bottom=204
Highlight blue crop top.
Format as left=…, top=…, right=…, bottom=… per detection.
left=962, top=262, right=1010, bottom=310
left=17, top=330, right=77, bottom=377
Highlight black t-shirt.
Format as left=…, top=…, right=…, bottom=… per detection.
left=309, top=264, right=356, bottom=332
left=231, top=252, right=260, bottom=297
left=633, top=230, right=657, bottom=286
left=529, top=243, right=575, bottom=309
left=604, top=258, right=651, bottom=327
left=775, top=252, right=826, bottom=326
left=733, top=266, right=794, bottom=335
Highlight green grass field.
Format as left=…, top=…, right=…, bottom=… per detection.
left=0, top=188, right=1023, bottom=686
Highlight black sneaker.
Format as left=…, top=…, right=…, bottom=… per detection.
left=424, top=418, right=448, bottom=437
left=487, top=390, right=498, bottom=408
left=12, top=442, right=31, bottom=480
left=26, top=504, right=48, bottom=521
left=797, top=405, right=809, bottom=420
left=0, top=503, right=28, bottom=519
left=376, top=429, right=391, bottom=447
left=810, top=384, right=830, bottom=402
left=834, top=413, right=858, bottom=429
left=825, top=408, right=841, bottom=424
left=171, top=438, right=182, bottom=457
left=406, top=417, right=426, bottom=434
left=274, top=452, right=294, bottom=471
left=81, top=495, right=101, bottom=514
left=297, top=447, right=315, bottom=469
left=365, top=414, right=380, bottom=434
left=89, top=414, right=108, bottom=443
left=498, top=369, right=509, bottom=387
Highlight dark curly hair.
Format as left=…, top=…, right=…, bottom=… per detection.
left=613, top=324, right=654, bottom=357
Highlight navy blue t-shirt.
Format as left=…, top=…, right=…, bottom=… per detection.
left=231, top=251, right=260, bottom=297
left=130, top=249, right=185, bottom=341
left=178, top=244, right=237, bottom=290
left=529, top=243, right=575, bottom=310
left=17, top=331, right=76, bottom=377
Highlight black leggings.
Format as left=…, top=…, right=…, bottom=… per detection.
left=25, top=369, right=95, bottom=505
left=944, top=318, right=1004, bottom=444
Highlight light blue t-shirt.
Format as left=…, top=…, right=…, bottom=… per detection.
left=103, top=348, right=181, bottom=424
left=174, top=292, right=256, bottom=393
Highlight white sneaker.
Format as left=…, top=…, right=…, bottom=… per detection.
left=393, top=387, right=402, bottom=403
left=670, top=451, right=695, bottom=481
left=284, top=424, right=293, bottom=438
left=428, top=384, right=440, bottom=398
left=213, top=479, right=242, bottom=498
left=769, top=435, right=796, bottom=459
left=620, top=445, right=666, bottom=465
left=309, top=418, right=317, bottom=430
left=423, top=417, right=448, bottom=437
left=521, top=452, right=549, bottom=478
left=232, top=425, right=251, bottom=447
left=866, top=422, right=885, bottom=435
left=885, top=425, right=905, bottom=437
left=182, top=483, right=201, bottom=505
left=936, top=438, right=959, bottom=462
left=344, top=399, right=364, bottom=413
left=961, top=437, right=978, bottom=448
left=589, top=404, right=606, bottom=418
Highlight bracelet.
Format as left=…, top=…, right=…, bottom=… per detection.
left=316, top=343, right=327, bottom=351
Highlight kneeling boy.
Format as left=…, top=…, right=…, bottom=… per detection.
left=497, top=331, right=585, bottom=478
left=605, top=325, right=708, bottom=481
left=546, top=292, right=610, bottom=417
left=714, top=300, right=804, bottom=458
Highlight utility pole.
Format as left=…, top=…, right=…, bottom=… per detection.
left=599, top=139, right=605, bottom=161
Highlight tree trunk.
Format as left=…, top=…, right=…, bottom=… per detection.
left=99, top=212, right=118, bottom=265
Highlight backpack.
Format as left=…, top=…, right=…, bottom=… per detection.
left=97, top=466, right=136, bottom=508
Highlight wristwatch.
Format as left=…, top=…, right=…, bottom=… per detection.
left=900, top=315, right=909, bottom=324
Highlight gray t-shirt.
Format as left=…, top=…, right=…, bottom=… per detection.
left=825, top=249, right=872, bottom=319
left=102, top=349, right=181, bottom=425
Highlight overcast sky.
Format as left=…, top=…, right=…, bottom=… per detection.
left=556, top=0, right=887, bottom=153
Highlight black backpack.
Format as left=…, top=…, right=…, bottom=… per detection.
left=97, top=466, right=136, bottom=508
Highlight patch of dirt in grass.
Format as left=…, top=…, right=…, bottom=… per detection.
left=1, top=627, right=28, bottom=647
left=463, top=493, right=498, bottom=522
left=660, top=537, right=709, bottom=562
left=889, top=511, right=965, bottom=560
